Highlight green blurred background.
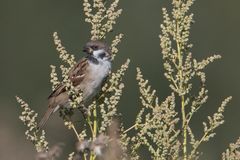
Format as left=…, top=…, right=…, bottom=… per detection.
left=1, top=0, right=240, bottom=159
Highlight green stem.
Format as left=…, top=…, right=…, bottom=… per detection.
left=93, top=105, right=98, bottom=138
left=86, top=116, right=94, bottom=136
left=176, top=16, right=188, bottom=159
left=90, top=105, right=98, bottom=160
left=181, top=95, right=187, bottom=160
left=83, top=154, right=87, bottom=160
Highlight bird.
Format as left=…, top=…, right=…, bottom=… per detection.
left=38, top=40, right=112, bottom=129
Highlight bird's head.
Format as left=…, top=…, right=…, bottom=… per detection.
left=83, top=40, right=111, bottom=61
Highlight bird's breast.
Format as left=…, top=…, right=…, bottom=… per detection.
left=80, top=60, right=111, bottom=102
left=88, top=60, right=111, bottom=82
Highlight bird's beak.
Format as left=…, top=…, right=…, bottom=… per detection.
left=83, top=46, right=93, bottom=54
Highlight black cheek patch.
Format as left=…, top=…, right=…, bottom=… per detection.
left=99, top=52, right=106, bottom=59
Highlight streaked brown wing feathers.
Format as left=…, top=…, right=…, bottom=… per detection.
left=69, top=58, right=88, bottom=86
left=48, top=57, right=88, bottom=99
left=48, top=84, right=66, bottom=99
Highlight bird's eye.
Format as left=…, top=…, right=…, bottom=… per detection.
left=91, top=45, right=98, bottom=50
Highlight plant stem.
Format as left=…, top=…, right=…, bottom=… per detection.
left=176, top=18, right=188, bottom=159
left=84, top=154, right=87, bottom=160
left=93, top=105, right=98, bottom=138
left=123, top=124, right=138, bottom=134
left=66, top=116, right=81, bottom=142
left=71, top=123, right=81, bottom=142
left=181, top=95, right=187, bottom=160
left=86, top=116, right=95, bottom=136
left=189, top=127, right=212, bottom=159
left=90, top=105, right=98, bottom=160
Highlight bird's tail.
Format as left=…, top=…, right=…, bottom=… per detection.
left=38, top=107, right=55, bottom=129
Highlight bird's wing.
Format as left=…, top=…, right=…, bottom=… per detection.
left=48, top=57, right=89, bottom=99
left=69, top=57, right=89, bottom=86
left=39, top=58, right=89, bottom=129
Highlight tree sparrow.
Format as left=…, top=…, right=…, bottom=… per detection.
left=39, top=41, right=112, bottom=128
